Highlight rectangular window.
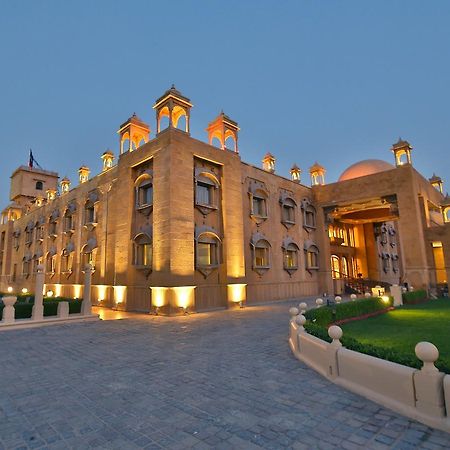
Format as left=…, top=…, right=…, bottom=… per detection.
left=85, top=206, right=96, bottom=224
left=22, top=260, right=30, bottom=276
left=305, top=211, right=315, bottom=228
left=196, top=183, right=212, bottom=206
left=138, top=183, right=153, bottom=207
left=198, top=242, right=217, bottom=266
left=285, top=250, right=297, bottom=268
left=62, top=254, right=73, bottom=272
left=64, top=215, right=74, bottom=232
left=307, top=251, right=318, bottom=269
left=255, top=247, right=268, bottom=267
left=283, top=205, right=295, bottom=223
left=432, top=242, right=447, bottom=283
left=137, top=243, right=152, bottom=266
left=49, top=221, right=57, bottom=236
left=252, top=197, right=266, bottom=217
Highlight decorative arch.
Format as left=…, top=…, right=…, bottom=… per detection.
left=135, top=172, right=153, bottom=213
left=133, top=232, right=152, bottom=268
left=195, top=226, right=221, bottom=277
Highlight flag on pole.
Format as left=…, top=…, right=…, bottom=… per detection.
left=29, top=149, right=34, bottom=169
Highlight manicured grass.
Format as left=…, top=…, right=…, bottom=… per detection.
left=341, top=298, right=450, bottom=372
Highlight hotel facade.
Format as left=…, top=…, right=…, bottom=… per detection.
left=1, top=86, right=449, bottom=313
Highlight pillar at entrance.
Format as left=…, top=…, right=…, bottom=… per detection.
left=32, top=264, right=45, bottom=321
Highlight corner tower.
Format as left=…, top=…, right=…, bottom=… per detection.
left=117, top=113, right=150, bottom=155
left=206, top=111, right=239, bottom=152
left=392, top=138, right=412, bottom=166
left=153, top=85, right=192, bottom=134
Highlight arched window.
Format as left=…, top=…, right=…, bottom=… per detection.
left=331, top=255, right=340, bottom=279
left=35, top=181, right=43, bottom=190
left=82, top=238, right=97, bottom=270
left=22, top=254, right=32, bottom=277
left=304, top=242, right=319, bottom=270
left=251, top=192, right=268, bottom=218
left=341, top=256, right=349, bottom=277
left=196, top=232, right=220, bottom=268
left=254, top=239, right=270, bottom=269
left=63, top=209, right=75, bottom=232
left=61, top=242, right=74, bottom=273
left=133, top=234, right=153, bottom=267
left=195, top=172, right=219, bottom=211
left=135, top=174, right=153, bottom=209
left=284, top=243, right=299, bottom=270
left=303, top=204, right=316, bottom=229
left=281, top=197, right=296, bottom=226
left=46, top=250, right=57, bottom=274
left=84, top=200, right=97, bottom=224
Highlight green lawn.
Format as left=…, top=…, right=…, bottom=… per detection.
left=341, top=298, right=450, bottom=372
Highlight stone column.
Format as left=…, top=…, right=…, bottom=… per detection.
left=32, top=264, right=45, bottom=321
left=81, top=264, right=93, bottom=316
left=2, top=296, right=17, bottom=324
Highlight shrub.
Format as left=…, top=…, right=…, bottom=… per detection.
left=0, top=299, right=83, bottom=320
left=402, top=289, right=427, bottom=304
left=304, top=296, right=393, bottom=326
left=303, top=296, right=450, bottom=374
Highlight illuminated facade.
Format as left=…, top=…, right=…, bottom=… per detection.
left=0, top=87, right=449, bottom=313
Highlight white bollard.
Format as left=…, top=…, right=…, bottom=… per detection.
left=295, top=314, right=306, bottom=332
left=414, top=342, right=445, bottom=418
left=315, top=298, right=323, bottom=308
left=364, top=292, right=371, bottom=298
left=289, top=307, right=299, bottom=322
left=298, top=302, right=307, bottom=314
left=32, top=264, right=45, bottom=321
left=350, top=294, right=357, bottom=301
left=328, top=325, right=343, bottom=347
left=2, top=296, right=17, bottom=324
left=57, top=301, right=69, bottom=319
left=81, top=264, right=93, bottom=316
left=335, top=296, right=342, bottom=304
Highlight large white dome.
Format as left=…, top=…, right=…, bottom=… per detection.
left=339, top=159, right=394, bottom=182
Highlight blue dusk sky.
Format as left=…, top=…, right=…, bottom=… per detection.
left=0, top=1, right=449, bottom=206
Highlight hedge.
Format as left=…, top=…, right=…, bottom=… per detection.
left=302, top=296, right=450, bottom=374
left=402, top=289, right=428, bottom=304
left=0, top=299, right=83, bottom=320
left=304, top=296, right=393, bottom=327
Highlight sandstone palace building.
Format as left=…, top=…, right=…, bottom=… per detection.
left=1, top=86, right=449, bottom=314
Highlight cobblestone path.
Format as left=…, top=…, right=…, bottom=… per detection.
left=1, top=301, right=449, bottom=449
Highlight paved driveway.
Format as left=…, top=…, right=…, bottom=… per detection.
left=1, top=301, right=449, bottom=449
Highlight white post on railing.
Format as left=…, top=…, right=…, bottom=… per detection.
left=32, top=264, right=45, bottom=321
left=295, top=314, right=306, bottom=333
left=2, top=296, right=17, bottom=324
left=299, top=302, right=307, bottom=315
left=414, top=342, right=445, bottom=418
left=315, top=298, right=324, bottom=308
left=81, top=264, right=93, bottom=316
left=327, top=325, right=343, bottom=379
left=289, top=307, right=299, bottom=322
